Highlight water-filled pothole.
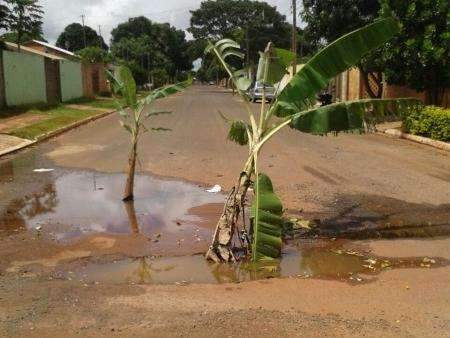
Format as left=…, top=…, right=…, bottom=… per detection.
left=49, top=240, right=449, bottom=285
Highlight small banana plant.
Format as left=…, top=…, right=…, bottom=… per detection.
left=108, top=66, right=191, bottom=201
left=205, top=17, right=423, bottom=263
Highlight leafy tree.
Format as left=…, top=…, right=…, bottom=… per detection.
left=204, top=18, right=421, bottom=263
left=107, top=66, right=191, bottom=201
left=111, top=17, right=192, bottom=85
left=302, top=0, right=384, bottom=97
left=189, top=0, right=291, bottom=64
left=56, top=23, right=107, bottom=52
left=0, top=1, right=10, bottom=30
left=4, top=0, right=43, bottom=51
left=380, top=0, right=449, bottom=105
left=76, top=46, right=111, bottom=63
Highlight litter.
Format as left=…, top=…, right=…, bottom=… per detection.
left=206, top=184, right=222, bottom=193
left=33, top=168, right=54, bottom=173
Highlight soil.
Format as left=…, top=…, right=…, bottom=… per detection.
left=0, top=85, right=449, bottom=337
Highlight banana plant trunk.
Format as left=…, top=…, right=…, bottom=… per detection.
left=206, top=160, right=253, bottom=262
left=123, top=135, right=138, bottom=201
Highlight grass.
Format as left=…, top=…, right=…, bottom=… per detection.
left=65, top=97, right=121, bottom=110
left=8, top=106, right=101, bottom=140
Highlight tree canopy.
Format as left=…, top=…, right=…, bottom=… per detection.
left=110, top=16, right=192, bottom=86
left=56, top=23, right=107, bottom=52
left=302, top=0, right=383, bottom=97
left=380, top=0, right=449, bottom=104
left=189, top=0, right=291, bottom=64
left=2, top=0, right=44, bottom=49
left=302, top=0, right=449, bottom=103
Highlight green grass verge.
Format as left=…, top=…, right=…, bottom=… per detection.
left=8, top=106, right=101, bottom=140
left=65, top=97, right=121, bottom=110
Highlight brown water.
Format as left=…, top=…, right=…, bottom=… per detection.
left=1, top=147, right=449, bottom=286
left=50, top=240, right=449, bottom=285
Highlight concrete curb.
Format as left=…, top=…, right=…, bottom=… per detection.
left=381, top=129, right=450, bottom=152
left=0, top=109, right=115, bottom=158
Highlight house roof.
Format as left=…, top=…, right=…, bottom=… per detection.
left=4, top=41, right=65, bottom=60
left=25, top=40, right=78, bottom=58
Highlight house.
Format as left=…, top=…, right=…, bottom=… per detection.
left=1, top=41, right=64, bottom=106
left=24, top=40, right=111, bottom=99
left=23, top=40, right=80, bottom=61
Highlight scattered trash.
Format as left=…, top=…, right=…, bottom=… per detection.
left=35, top=226, right=42, bottom=231
left=33, top=168, right=54, bottom=173
left=206, top=184, right=222, bottom=193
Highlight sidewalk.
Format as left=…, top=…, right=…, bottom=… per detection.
left=0, top=101, right=116, bottom=157
left=0, top=134, right=34, bottom=156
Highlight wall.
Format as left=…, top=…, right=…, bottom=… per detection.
left=2, top=50, right=47, bottom=106
left=45, top=58, right=61, bottom=105
left=59, top=60, right=83, bottom=102
left=0, top=52, right=5, bottom=108
left=82, top=63, right=111, bottom=98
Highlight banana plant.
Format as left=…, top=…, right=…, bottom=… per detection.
left=108, top=66, right=191, bottom=201
left=205, top=17, right=423, bottom=263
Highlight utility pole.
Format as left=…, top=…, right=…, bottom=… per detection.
left=291, top=0, right=297, bottom=75
left=81, top=14, right=87, bottom=48
left=98, top=25, right=102, bottom=48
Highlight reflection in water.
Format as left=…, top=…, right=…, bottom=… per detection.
left=0, top=184, right=58, bottom=234
left=0, top=170, right=224, bottom=241
left=55, top=241, right=450, bottom=285
left=124, top=201, right=139, bottom=234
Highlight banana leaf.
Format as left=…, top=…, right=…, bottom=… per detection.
left=288, top=98, right=423, bottom=135
left=112, top=66, right=137, bottom=108
left=251, top=174, right=284, bottom=262
left=275, top=17, right=400, bottom=117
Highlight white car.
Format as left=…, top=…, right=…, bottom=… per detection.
left=248, top=82, right=275, bottom=102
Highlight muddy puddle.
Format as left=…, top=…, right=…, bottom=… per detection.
left=0, top=169, right=224, bottom=242
left=1, top=144, right=449, bottom=287
left=39, top=239, right=448, bottom=285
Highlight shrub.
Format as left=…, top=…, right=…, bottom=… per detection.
left=403, top=106, right=450, bottom=142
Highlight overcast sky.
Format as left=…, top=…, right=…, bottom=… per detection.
left=40, top=0, right=296, bottom=44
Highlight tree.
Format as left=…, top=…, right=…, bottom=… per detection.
left=189, top=0, right=291, bottom=65
left=56, top=23, right=107, bottom=52
left=0, top=1, right=10, bottom=30
left=380, top=0, right=449, bottom=105
left=4, top=0, right=43, bottom=51
left=302, top=0, right=384, bottom=97
left=204, top=18, right=421, bottom=263
left=110, top=17, right=192, bottom=85
left=76, top=46, right=111, bottom=63
left=107, top=66, right=191, bottom=201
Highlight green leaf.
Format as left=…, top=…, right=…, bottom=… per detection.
left=236, top=77, right=252, bottom=91
left=251, top=174, right=284, bottom=262
left=289, top=98, right=422, bottom=135
left=228, top=120, right=249, bottom=146
left=115, top=66, right=137, bottom=108
left=256, top=48, right=296, bottom=85
left=222, top=50, right=245, bottom=60
left=275, top=17, right=401, bottom=117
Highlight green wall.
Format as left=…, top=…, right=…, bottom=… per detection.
left=59, top=60, right=83, bottom=102
left=2, top=50, right=47, bottom=106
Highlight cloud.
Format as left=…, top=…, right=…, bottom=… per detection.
left=40, top=0, right=294, bottom=44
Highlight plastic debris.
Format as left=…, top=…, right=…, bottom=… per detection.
left=206, top=184, right=222, bottom=193
left=33, top=168, right=54, bottom=173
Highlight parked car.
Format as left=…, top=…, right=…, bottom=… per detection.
left=248, top=82, right=275, bottom=102
left=208, top=81, right=215, bottom=85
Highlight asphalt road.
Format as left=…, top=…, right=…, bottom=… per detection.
left=40, top=85, right=450, bottom=227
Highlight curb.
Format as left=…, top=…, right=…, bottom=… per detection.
left=381, top=129, right=450, bottom=152
left=0, top=109, right=116, bottom=158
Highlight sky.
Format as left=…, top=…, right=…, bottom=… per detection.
left=40, top=0, right=296, bottom=44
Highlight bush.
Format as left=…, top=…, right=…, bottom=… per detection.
left=403, top=106, right=450, bottom=142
